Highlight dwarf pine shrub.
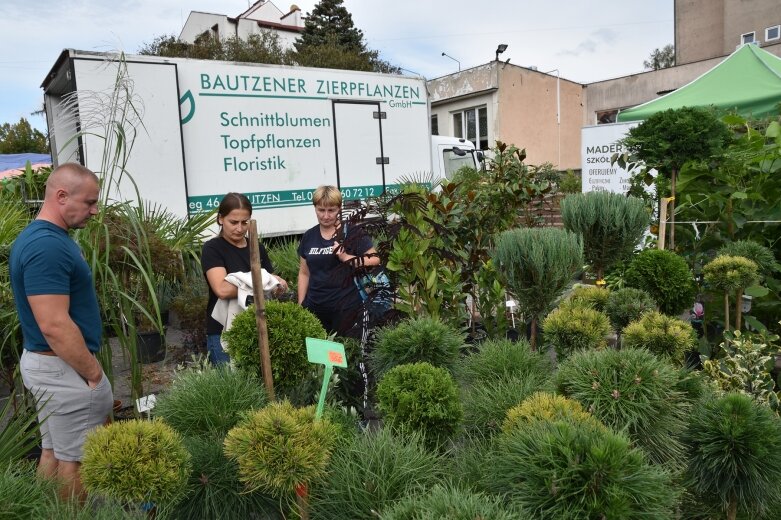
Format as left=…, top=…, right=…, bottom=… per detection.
left=153, top=365, right=267, bottom=438
left=461, top=374, right=548, bottom=435
left=684, top=393, right=781, bottom=519
left=380, top=483, right=519, bottom=520
left=622, top=311, right=697, bottom=364
left=703, top=255, right=759, bottom=293
left=308, top=429, right=442, bottom=520
left=555, top=347, right=688, bottom=466
left=81, top=419, right=191, bottom=505
left=377, top=362, right=463, bottom=448
left=372, top=316, right=464, bottom=378
left=165, top=435, right=281, bottom=520
left=566, top=284, right=611, bottom=312
left=543, top=302, right=611, bottom=359
left=605, top=287, right=657, bottom=332
left=455, top=338, right=552, bottom=386
left=502, top=392, right=605, bottom=434
left=487, top=419, right=676, bottom=518
left=717, top=240, right=777, bottom=277
left=223, top=401, right=337, bottom=496
left=624, top=249, right=696, bottom=316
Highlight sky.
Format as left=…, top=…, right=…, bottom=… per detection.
left=0, top=0, right=674, bottom=132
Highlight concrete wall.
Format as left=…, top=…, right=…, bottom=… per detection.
left=496, top=66, right=583, bottom=170
left=676, top=0, right=781, bottom=65
left=675, top=0, right=725, bottom=64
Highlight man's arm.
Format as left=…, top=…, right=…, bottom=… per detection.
left=28, top=294, right=103, bottom=386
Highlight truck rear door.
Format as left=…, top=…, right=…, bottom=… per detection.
left=332, top=100, right=385, bottom=200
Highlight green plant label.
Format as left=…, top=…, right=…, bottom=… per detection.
left=306, top=338, right=347, bottom=368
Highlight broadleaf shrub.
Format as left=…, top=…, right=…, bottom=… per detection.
left=377, top=362, right=463, bottom=448
left=622, top=311, right=697, bottom=364
left=486, top=419, right=676, bottom=518
left=81, top=419, right=191, bottom=505
left=605, top=287, right=657, bottom=332
left=308, top=429, right=442, bottom=520
left=684, top=393, right=781, bottom=518
left=222, top=302, right=326, bottom=389
left=555, top=348, right=688, bottom=465
left=372, top=316, right=464, bottom=377
left=543, top=302, right=611, bottom=359
left=624, top=249, right=696, bottom=316
left=153, top=365, right=267, bottom=438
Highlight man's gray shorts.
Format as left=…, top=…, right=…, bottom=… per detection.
left=20, top=350, right=113, bottom=462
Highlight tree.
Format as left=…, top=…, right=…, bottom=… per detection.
left=138, top=32, right=289, bottom=65
left=621, top=107, right=731, bottom=249
left=293, top=0, right=399, bottom=73
left=294, top=0, right=365, bottom=52
left=0, top=118, right=48, bottom=154
left=644, top=44, right=675, bottom=70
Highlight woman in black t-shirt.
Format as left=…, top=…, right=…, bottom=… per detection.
left=297, top=186, right=379, bottom=335
left=201, top=192, right=288, bottom=364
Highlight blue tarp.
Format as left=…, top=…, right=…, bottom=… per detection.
left=0, top=153, right=52, bottom=170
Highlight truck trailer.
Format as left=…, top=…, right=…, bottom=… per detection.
left=42, top=50, right=479, bottom=236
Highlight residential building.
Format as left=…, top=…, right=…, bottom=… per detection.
left=428, top=61, right=584, bottom=170
left=675, top=0, right=781, bottom=65
left=179, top=1, right=303, bottom=50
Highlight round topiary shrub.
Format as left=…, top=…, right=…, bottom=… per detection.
left=461, top=375, right=548, bottom=435
left=81, top=419, right=191, bottom=505
left=555, top=347, right=688, bottom=466
left=486, top=419, right=675, bottom=518
left=622, top=311, right=697, bottom=364
left=377, top=362, right=463, bottom=448
left=456, top=338, right=552, bottom=386
left=543, top=303, right=611, bottom=359
left=380, top=483, right=519, bottom=520
left=308, top=429, right=442, bottom=520
left=153, top=365, right=267, bottom=438
left=222, top=301, right=326, bottom=389
left=372, top=316, right=464, bottom=378
left=605, top=287, right=657, bottom=332
left=684, top=393, right=781, bottom=519
left=502, top=391, right=605, bottom=434
left=717, top=240, right=777, bottom=277
left=166, top=435, right=281, bottom=520
left=624, top=249, right=696, bottom=316
left=703, top=255, right=759, bottom=293
left=566, top=284, right=611, bottom=312
left=223, top=400, right=337, bottom=496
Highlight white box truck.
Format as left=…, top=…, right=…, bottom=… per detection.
left=42, top=50, right=479, bottom=236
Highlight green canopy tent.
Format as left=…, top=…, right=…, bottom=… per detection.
left=617, top=44, right=781, bottom=122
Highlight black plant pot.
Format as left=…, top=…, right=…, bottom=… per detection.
left=136, top=331, right=165, bottom=364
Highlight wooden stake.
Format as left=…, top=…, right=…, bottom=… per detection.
left=249, top=220, right=275, bottom=401
left=657, top=197, right=673, bottom=250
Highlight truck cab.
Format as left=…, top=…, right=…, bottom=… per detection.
left=431, top=136, right=484, bottom=180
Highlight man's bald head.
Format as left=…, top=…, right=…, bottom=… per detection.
left=45, top=163, right=99, bottom=199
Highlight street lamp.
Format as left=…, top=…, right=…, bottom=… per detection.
left=545, top=68, right=561, bottom=168
left=495, top=43, right=508, bottom=61
left=441, top=52, right=461, bottom=71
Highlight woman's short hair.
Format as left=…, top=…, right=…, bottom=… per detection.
left=217, top=192, right=252, bottom=222
left=312, top=185, right=342, bottom=207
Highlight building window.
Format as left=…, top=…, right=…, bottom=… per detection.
left=452, top=106, right=488, bottom=149
left=767, top=25, right=780, bottom=41
left=741, top=32, right=756, bottom=45
left=596, top=109, right=618, bottom=125
left=431, top=114, right=439, bottom=135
